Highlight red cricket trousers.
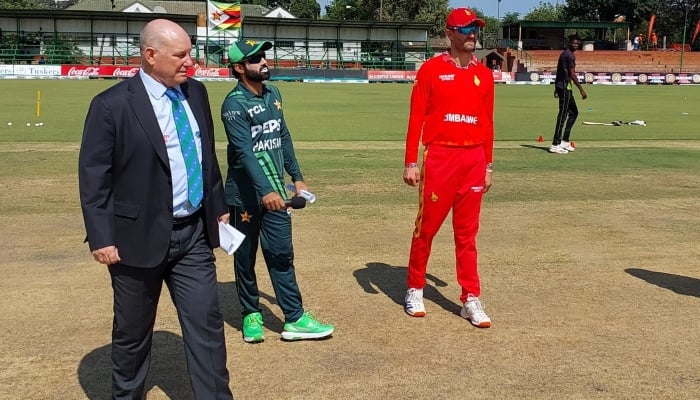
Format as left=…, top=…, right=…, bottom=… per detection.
left=406, top=144, right=486, bottom=303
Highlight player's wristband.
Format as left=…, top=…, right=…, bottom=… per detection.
left=405, top=163, right=419, bottom=168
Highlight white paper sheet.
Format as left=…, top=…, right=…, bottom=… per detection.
left=218, top=221, right=246, bottom=255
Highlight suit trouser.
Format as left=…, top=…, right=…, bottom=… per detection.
left=109, top=218, right=233, bottom=400
left=552, top=87, right=579, bottom=145
left=230, top=205, right=304, bottom=323
left=406, top=145, right=485, bottom=303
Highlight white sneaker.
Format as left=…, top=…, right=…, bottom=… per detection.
left=549, top=144, right=569, bottom=154
left=560, top=141, right=575, bottom=152
left=460, top=295, right=491, bottom=328
left=405, top=288, right=426, bottom=317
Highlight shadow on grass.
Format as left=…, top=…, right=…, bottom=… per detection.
left=354, top=262, right=462, bottom=316
left=520, top=144, right=551, bottom=152
left=78, top=331, right=192, bottom=399
left=625, top=268, right=700, bottom=297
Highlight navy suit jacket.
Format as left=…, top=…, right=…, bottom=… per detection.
left=79, top=75, right=227, bottom=267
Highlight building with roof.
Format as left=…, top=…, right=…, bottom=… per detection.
left=0, top=0, right=431, bottom=70
left=501, top=20, right=631, bottom=51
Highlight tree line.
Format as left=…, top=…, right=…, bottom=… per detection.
left=263, top=0, right=699, bottom=45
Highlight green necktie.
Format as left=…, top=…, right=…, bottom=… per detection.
left=165, top=88, right=203, bottom=208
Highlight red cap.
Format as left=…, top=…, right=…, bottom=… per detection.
left=446, top=8, right=485, bottom=28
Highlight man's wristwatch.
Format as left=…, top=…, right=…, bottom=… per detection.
left=405, top=163, right=419, bottom=168
left=486, top=163, right=493, bottom=172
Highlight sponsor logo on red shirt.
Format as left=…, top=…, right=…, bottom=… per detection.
left=443, top=114, right=478, bottom=124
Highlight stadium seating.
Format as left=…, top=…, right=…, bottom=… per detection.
left=526, top=50, right=700, bottom=73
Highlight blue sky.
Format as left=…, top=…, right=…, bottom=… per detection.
left=449, top=0, right=544, bottom=18
left=317, top=0, right=546, bottom=19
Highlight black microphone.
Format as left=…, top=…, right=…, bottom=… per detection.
left=284, top=196, right=306, bottom=209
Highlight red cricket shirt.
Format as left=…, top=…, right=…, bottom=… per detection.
left=404, top=52, right=495, bottom=165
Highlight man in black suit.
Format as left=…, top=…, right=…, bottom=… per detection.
left=78, top=19, right=233, bottom=399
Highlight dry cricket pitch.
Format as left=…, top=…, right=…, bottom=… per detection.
left=1, top=142, right=699, bottom=399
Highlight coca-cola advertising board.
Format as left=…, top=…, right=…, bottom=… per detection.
left=60, top=66, right=230, bottom=78
left=188, top=67, right=230, bottom=78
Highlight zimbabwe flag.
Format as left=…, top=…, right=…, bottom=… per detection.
left=208, top=1, right=242, bottom=31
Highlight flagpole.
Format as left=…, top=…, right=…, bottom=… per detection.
left=497, top=0, right=502, bottom=43
left=680, top=0, right=688, bottom=73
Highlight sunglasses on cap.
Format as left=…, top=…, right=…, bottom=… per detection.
left=244, top=52, right=266, bottom=64
left=449, top=25, right=480, bottom=35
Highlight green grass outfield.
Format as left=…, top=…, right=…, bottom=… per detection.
left=0, top=80, right=700, bottom=211
left=0, top=80, right=698, bottom=142
left=0, top=80, right=698, bottom=209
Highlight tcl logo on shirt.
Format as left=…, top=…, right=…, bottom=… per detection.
left=439, top=74, right=455, bottom=81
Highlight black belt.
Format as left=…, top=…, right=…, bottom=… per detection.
left=173, top=210, right=201, bottom=227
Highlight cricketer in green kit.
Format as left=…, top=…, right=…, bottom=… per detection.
left=221, top=39, right=334, bottom=343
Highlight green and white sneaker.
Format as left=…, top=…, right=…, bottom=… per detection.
left=242, top=312, right=264, bottom=343
left=281, top=311, right=334, bottom=341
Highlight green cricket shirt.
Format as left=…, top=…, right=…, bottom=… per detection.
left=221, top=82, right=304, bottom=206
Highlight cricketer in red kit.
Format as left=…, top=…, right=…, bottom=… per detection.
left=402, top=8, right=494, bottom=328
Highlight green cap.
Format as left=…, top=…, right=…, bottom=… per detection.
left=228, top=39, right=273, bottom=63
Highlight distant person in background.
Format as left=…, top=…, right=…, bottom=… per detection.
left=651, top=32, right=658, bottom=50
left=638, top=33, right=644, bottom=50
left=550, top=34, right=587, bottom=154
left=402, top=8, right=494, bottom=329
left=633, top=34, right=640, bottom=50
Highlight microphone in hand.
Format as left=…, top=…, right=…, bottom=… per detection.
left=284, top=196, right=306, bottom=209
